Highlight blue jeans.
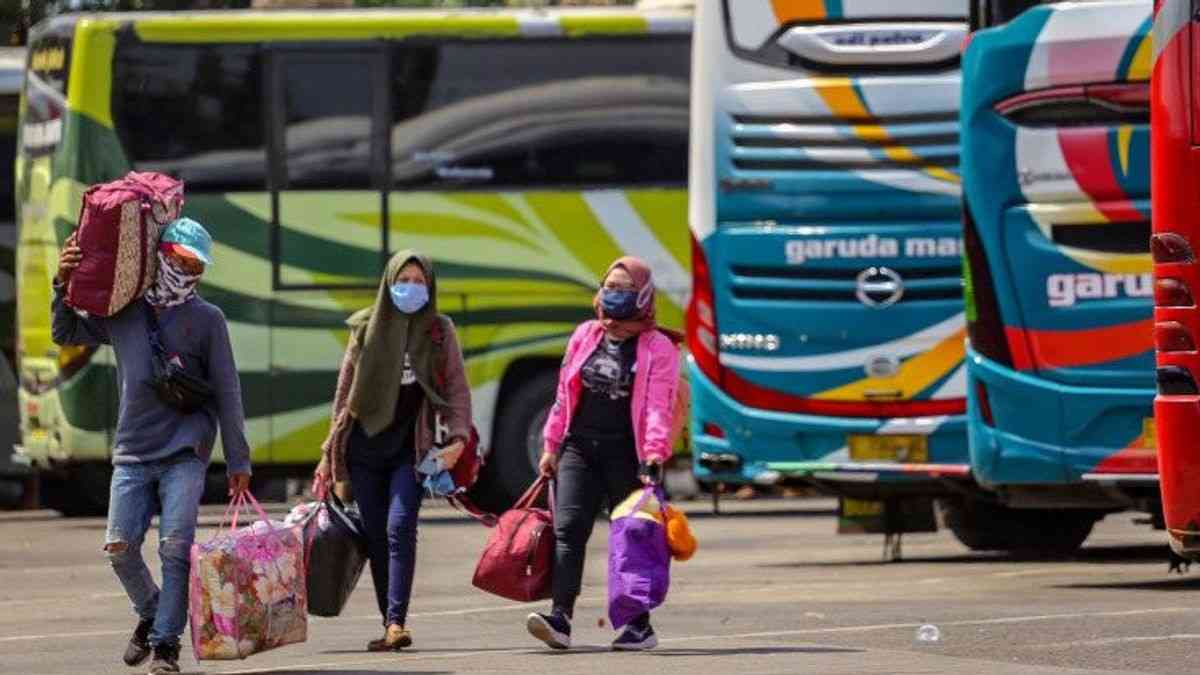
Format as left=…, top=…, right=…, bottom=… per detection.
left=104, top=451, right=206, bottom=648
left=349, top=457, right=422, bottom=627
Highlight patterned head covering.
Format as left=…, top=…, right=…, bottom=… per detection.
left=145, top=250, right=202, bottom=309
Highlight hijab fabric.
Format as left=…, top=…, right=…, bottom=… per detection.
left=594, top=256, right=660, bottom=341
left=346, top=250, right=446, bottom=438
left=144, top=251, right=200, bottom=309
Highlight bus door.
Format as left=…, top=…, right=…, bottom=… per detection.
left=265, top=45, right=390, bottom=463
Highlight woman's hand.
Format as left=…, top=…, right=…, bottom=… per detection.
left=640, top=459, right=664, bottom=486
left=538, top=452, right=559, bottom=477
left=313, top=458, right=332, bottom=498
left=440, top=440, right=465, bottom=469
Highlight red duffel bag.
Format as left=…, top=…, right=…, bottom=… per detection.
left=472, top=475, right=554, bottom=602
left=67, top=171, right=184, bottom=317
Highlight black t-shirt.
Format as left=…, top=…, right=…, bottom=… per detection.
left=569, top=336, right=637, bottom=441
left=348, top=353, right=425, bottom=467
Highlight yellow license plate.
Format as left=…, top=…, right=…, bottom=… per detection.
left=847, top=434, right=928, bottom=463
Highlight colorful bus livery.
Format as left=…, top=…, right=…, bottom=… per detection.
left=690, top=0, right=971, bottom=524
left=14, top=9, right=692, bottom=515
left=1150, top=0, right=1200, bottom=559
left=960, top=0, right=1156, bottom=550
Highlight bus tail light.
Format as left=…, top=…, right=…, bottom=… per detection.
left=1155, top=322, right=1196, bottom=353
left=1152, top=233, right=1195, bottom=264
left=688, top=233, right=724, bottom=387
left=962, top=201, right=1013, bottom=367
left=702, top=422, right=726, bottom=439
left=57, top=345, right=97, bottom=381
left=1157, top=366, right=1200, bottom=396
left=1155, top=278, right=1194, bottom=307
left=974, top=380, right=995, bottom=427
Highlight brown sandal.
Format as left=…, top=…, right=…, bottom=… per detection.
left=367, top=624, right=412, bottom=652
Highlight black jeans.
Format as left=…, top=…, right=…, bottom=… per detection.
left=552, top=436, right=642, bottom=618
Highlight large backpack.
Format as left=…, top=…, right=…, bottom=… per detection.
left=67, top=172, right=184, bottom=317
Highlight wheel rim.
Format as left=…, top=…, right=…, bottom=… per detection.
left=525, top=405, right=551, bottom=473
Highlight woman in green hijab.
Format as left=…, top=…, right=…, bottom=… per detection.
left=316, top=251, right=472, bottom=651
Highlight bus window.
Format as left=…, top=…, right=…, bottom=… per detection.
left=389, top=39, right=689, bottom=190
left=112, top=42, right=266, bottom=191
left=269, top=48, right=388, bottom=289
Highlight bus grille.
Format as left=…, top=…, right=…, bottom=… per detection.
left=728, top=112, right=959, bottom=174
left=729, top=264, right=963, bottom=304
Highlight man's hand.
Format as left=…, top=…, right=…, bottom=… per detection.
left=57, top=234, right=82, bottom=285
left=227, top=472, right=250, bottom=498
left=538, top=452, right=559, bottom=477
left=440, top=440, right=465, bottom=469
left=313, top=458, right=332, bottom=499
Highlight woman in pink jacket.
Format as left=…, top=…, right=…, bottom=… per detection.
left=526, top=256, right=681, bottom=653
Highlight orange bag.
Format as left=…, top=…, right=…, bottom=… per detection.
left=663, top=505, right=697, bottom=562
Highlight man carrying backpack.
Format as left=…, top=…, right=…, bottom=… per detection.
left=52, top=217, right=251, bottom=675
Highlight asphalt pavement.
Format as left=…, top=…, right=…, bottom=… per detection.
left=1, top=498, right=1197, bottom=674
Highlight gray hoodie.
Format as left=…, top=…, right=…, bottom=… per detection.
left=51, top=282, right=252, bottom=475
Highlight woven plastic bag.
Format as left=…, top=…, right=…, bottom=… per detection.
left=189, top=493, right=308, bottom=660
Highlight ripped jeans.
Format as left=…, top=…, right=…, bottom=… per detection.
left=104, top=451, right=206, bottom=648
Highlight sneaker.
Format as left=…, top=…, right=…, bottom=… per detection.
left=122, top=618, right=154, bottom=666
left=612, top=622, right=658, bottom=651
left=526, top=612, right=571, bottom=650
left=147, top=641, right=181, bottom=675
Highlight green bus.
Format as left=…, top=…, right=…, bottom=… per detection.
left=15, top=8, right=692, bottom=515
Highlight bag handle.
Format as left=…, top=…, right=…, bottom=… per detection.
left=215, top=491, right=272, bottom=538
left=629, top=485, right=668, bottom=518
left=513, top=474, right=550, bottom=512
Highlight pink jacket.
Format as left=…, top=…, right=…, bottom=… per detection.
left=542, top=320, right=681, bottom=463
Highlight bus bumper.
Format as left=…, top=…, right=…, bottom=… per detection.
left=689, top=362, right=971, bottom=498
left=966, top=348, right=1156, bottom=492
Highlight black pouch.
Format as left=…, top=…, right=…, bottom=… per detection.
left=143, top=302, right=213, bottom=414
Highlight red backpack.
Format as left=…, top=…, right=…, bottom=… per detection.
left=471, top=476, right=555, bottom=602
left=67, top=172, right=184, bottom=316
left=429, top=317, right=486, bottom=507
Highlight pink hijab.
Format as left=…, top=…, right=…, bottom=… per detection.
left=594, top=256, right=682, bottom=343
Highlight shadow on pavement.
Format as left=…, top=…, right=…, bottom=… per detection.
left=759, top=544, right=1173, bottom=569
left=649, top=646, right=863, bottom=657
left=684, top=507, right=838, bottom=521
left=1053, top=576, right=1200, bottom=592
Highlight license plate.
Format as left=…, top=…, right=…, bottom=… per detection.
left=847, top=434, right=928, bottom=463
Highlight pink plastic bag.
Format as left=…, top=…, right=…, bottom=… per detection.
left=189, top=493, right=308, bottom=660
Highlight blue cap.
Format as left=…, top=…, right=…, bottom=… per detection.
left=160, top=217, right=213, bottom=266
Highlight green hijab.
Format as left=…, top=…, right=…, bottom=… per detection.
left=346, top=250, right=446, bottom=437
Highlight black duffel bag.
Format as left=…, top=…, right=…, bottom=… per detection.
left=303, top=493, right=369, bottom=617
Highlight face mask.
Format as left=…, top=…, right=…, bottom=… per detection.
left=389, top=282, right=429, bottom=314
left=600, top=288, right=639, bottom=320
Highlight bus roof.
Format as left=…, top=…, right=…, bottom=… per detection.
left=0, top=48, right=23, bottom=96
left=37, top=7, right=691, bottom=44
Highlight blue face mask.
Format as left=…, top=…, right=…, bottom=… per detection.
left=389, top=282, right=429, bottom=314
left=600, top=288, right=639, bottom=320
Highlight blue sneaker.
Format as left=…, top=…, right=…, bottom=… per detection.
left=526, top=612, right=571, bottom=650
left=612, top=622, right=658, bottom=651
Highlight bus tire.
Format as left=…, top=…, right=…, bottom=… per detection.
left=44, top=462, right=112, bottom=517
left=939, top=498, right=1098, bottom=555
left=476, top=370, right=558, bottom=512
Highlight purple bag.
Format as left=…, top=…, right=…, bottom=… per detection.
left=607, top=486, right=671, bottom=629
